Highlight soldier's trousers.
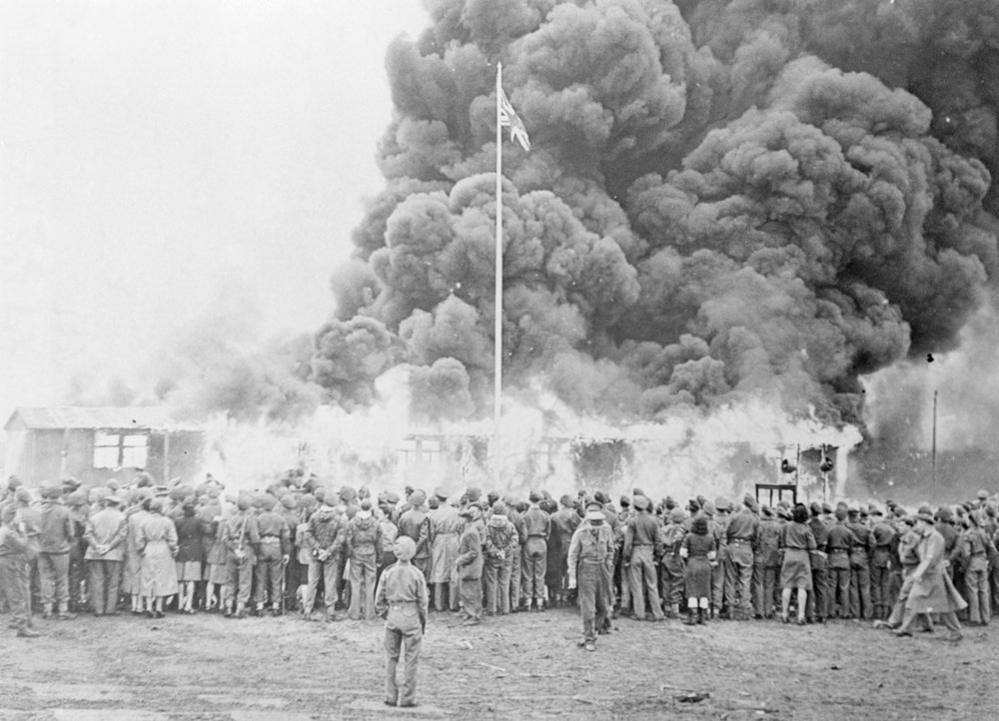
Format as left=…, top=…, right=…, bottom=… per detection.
left=616, top=548, right=629, bottom=611
left=508, top=545, right=522, bottom=610
left=0, top=557, right=30, bottom=629
left=725, top=544, right=754, bottom=619
left=849, top=562, right=872, bottom=619
left=521, top=538, right=547, bottom=603
left=460, top=576, right=482, bottom=620
left=306, top=556, right=341, bottom=612
left=990, top=558, right=999, bottom=617
left=870, top=563, right=892, bottom=620
left=225, top=556, right=255, bottom=607
left=660, top=561, right=684, bottom=612
left=348, top=554, right=377, bottom=620
left=384, top=621, right=422, bottom=705
left=886, top=568, right=903, bottom=613
left=69, top=546, right=86, bottom=609
left=711, top=548, right=727, bottom=611
left=828, top=566, right=851, bottom=617
left=754, top=566, right=779, bottom=617
left=413, top=556, right=431, bottom=590
left=964, top=568, right=990, bottom=625
left=577, top=560, right=609, bottom=643
left=483, top=558, right=511, bottom=614
left=87, top=559, right=122, bottom=615
left=628, top=547, right=664, bottom=619
left=807, top=566, right=828, bottom=621
left=254, top=557, right=283, bottom=608
left=37, top=551, right=70, bottom=609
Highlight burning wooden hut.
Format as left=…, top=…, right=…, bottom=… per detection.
left=4, top=406, right=204, bottom=487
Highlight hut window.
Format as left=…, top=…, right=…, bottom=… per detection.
left=93, top=431, right=149, bottom=469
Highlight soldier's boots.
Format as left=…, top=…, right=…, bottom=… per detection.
left=17, top=625, right=41, bottom=638
left=56, top=604, right=76, bottom=621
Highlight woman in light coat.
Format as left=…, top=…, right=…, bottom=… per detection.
left=138, top=498, right=179, bottom=618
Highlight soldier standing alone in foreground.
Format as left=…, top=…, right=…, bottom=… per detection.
left=567, top=500, right=615, bottom=651
left=375, top=536, right=428, bottom=708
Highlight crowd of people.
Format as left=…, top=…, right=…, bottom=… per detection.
left=1, top=471, right=995, bottom=651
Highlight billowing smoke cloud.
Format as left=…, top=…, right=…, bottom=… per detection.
left=317, top=0, right=999, bottom=430
left=67, top=288, right=321, bottom=423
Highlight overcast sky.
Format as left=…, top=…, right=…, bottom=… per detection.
left=0, top=1, right=427, bottom=417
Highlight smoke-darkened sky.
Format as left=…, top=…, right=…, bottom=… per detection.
left=317, top=0, right=999, bottom=434
left=0, top=1, right=425, bottom=420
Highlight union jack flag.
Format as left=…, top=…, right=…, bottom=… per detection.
left=498, top=86, right=531, bottom=152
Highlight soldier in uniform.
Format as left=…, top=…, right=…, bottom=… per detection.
left=254, top=494, right=291, bottom=616
left=753, top=506, right=782, bottom=619
left=825, top=509, right=854, bottom=618
left=846, top=507, right=873, bottom=620
left=548, top=495, right=580, bottom=607
left=700, top=501, right=727, bottom=619
left=614, top=495, right=632, bottom=615
left=957, top=513, right=994, bottom=625
left=37, top=484, right=76, bottom=620
left=397, top=490, right=431, bottom=582
left=869, top=508, right=896, bottom=620
left=277, top=494, right=302, bottom=612
left=504, top=496, right=527, bottom=613
left=659, top=508, right=687, bottom=619
left=304, top=493, right=346, bottom=621
left=375, top=536, right=428, bottom=708
left=724, top=495, right=759, bottom=621
left=376, top=493, right=400, bottom=589
left=222, top=495, right=260, bottom=619
left=623, top=495, right=664, bottom=621
left=806, top=502, right=830, bottom=623
left=0, top=503, right=40, bottom=637
left=520, top=491, right=551, bottom=611
left=567, top=500, right=615, bottom=651
left=455, top=505, right=483, bottom=625
left=64, top=488, right=90, bottom=612
left=346, top=499, right=382, bottom=620
left=482, top=502, right=516, bottom=615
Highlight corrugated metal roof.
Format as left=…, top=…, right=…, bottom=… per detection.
left=4, top=407, right=203, bottom=432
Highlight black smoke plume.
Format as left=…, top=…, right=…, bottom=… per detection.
left=317, top=0, right=998, bottom=430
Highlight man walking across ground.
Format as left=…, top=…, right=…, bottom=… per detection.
left=568, top=500, right=615, bottom=651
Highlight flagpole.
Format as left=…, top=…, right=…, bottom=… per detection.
left=493, top=61, right=504, bottom=490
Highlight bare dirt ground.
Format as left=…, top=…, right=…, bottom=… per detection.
left=0, top=606, right=995, bottom=721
